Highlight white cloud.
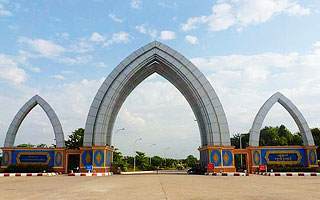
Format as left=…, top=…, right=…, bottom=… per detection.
left=18, top=37, right=66, bottom=57
left=190, top=44, right=320, bottom=134
left=50, top=75, right=65, bottom=80
left=58, top=55, right=92, bottom=65
left=135, top=25, right=147, bottom=34
left=185, top=35, right=198, bottom=44
left=135, top=24, right=158, bottom=39
left=18, top=37, right=93, bottom=65
left=104, top=32, right=130, bottom=46
left=50, top=16, right=61, bottom=22
left=56, top=32, right=70, bottom=40
left=0, top=54, right=27, bottom=84
left=182, top=0, right=311, bottom=32
left=0, top=3, right=12, bottom=16
left=131, top=0, right=142, bottom=9
left=94, top=61, right=107, bottom=68
left=8, top=24, right=19, bottom=32
left=90, top=32, right=106, bottom=42
left=61, top=70, right=74, bottom=75
left=108, top=13, right=123, bottom=23
left=70, top=38, right=94, bottom=53
left=160, top=31, right=176, bottom=40
left=313, top=41, right=320, bottom=47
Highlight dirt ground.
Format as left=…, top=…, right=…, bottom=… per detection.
left=0, top=174, right=319, bottom=200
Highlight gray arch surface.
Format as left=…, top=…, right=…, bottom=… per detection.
left=249, top=92, right=314, bottom=146
left=84, top=41, right=230, bottom=147
left=4, top=95, right=65, bottom=148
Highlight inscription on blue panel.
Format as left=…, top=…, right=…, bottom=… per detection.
left=19, top=155, right=48, bottom=163
left=268, top=153, right=298, bottom=162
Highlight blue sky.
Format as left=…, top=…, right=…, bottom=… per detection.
left=0, top=0, right=320, bottom=158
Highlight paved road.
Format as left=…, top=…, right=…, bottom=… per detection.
left=0, top=174, right=319, bottom=200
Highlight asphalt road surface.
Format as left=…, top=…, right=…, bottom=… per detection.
left=0, top=174, right=319, bottom=200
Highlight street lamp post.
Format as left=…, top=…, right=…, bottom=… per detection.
left=112, top=128, right=125, bottom=164
left=180, top=150, right=185, bottom=164
left=239, top=134, right=245, bottom=169
left=133, top=138, right=142, bottom=171
left=149, top=144, right=156, bottom=165
left=113, top=128, right=125, bottom=147
left=164, top=147, right=170, bottom=167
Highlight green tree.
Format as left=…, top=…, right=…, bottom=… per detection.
left=17, top=143, right=35, bottom=147
left=184, top=155, right=198, bottom=167
left=165, top=158, right=178, bottom=169
left=37, top=144, right=48, bottom=148
left=65, top=128, right=84, bottom=149
left=135, top=151, right=149, bottom=170
left=123, top=156, right=134, bottom=169
left=151, top=156, right=164, bottom=168
left=311, top=128, right=320, bottom=159
left=112, top=148, right=128, bottom=171
left=231, top=133, right=249, bottom=148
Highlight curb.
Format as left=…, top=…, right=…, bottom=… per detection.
left=0, top=172, right=57, bottom=177
left=120, top=171, right=155, bottom=175
left=254, top=172, right=320, bottom=176
left=68, top=172, right=113, bottom=177
left=205, top=172, right=249, bottom=176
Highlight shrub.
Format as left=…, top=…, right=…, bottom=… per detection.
left=4, top=164, right=54, bottom=173
left=267, top=164, right=320, bottom=172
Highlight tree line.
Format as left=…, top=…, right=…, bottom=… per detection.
left=231, top=125, right=320, bottom=158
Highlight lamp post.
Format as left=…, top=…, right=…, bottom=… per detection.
left=180, top=150, right=186, bottom=164
left=239, top=134, right=245, bottom=169
left=133, top=138, right=142, bottom=171
left=149, top=144, right=156, bottom=165
left=111, top=128, right=125, bottom=164
left=113, top=128, right=125, bottom=147
left=164, top=147, right=170, bottom=167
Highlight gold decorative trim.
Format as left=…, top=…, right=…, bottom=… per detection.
left=16, top=152, right=50, bottom=165
left=265, top=150, right=302, bottom=165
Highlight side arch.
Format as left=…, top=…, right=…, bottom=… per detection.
left=84, top=41, right=230, bottom=147
left=249, top=92, right=314, bottom=146
left=4, top=95, right=65, bottom=148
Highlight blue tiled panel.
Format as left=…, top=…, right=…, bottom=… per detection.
left=12, top=150, right=55, bottom=166
left=261, top=149, right=306, bottom=166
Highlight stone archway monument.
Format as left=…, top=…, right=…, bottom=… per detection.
left=80, top=41, right=235, bottom=172
left=1, top=95, right=65, bottom=172
left=247, top=92, right=318, bottom=172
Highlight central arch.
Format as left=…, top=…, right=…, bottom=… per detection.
left=83, top=41, right=230, bottom=147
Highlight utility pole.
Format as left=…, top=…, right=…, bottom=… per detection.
left=149, top=144, right=156, bottom=165
left=164, top=147, right=170, bottom=168
left=239, top=134, right=245, bottom=170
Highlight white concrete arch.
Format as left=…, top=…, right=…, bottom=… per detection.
left=84, top=41, right=230, bottom=147
left=249, top=92, right=314, bottom=146
left=4, top=95, right=65, bottom=148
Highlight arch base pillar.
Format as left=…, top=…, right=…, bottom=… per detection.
left=0, top=147, right=66, bottom=173
left=80, top=146, right=114, bottom=173
left=198, top=146, right=236, bottom=172
left=248, top=146, right=319, bottom=173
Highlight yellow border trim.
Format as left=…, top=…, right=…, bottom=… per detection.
left=54, top=151, right=63, bottom=167
left=265, top=150, right=302, bottom=165
left=16, top=152, right=50, bottom=165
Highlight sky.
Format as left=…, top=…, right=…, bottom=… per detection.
left=0, top=0, right=320, bottom=159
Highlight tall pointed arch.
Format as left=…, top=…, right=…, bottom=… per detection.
left=4, top=95, right=65, bottom=148
left=84, top=41, right=230, bottom=147
left=249, top=92, right=314, bottom=146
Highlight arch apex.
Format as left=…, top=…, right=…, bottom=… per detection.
left=4, top=95, right=65, bottom=148
left=249, top=92, right=315, bottom=147
left=83, top=42, right=230, bottom=147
